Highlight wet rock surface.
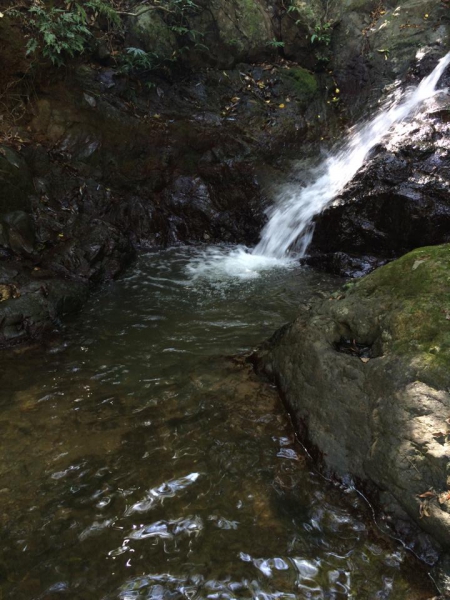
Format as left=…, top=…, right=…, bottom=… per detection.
left=0, top=57, right=330, bottom=344
left=256, top=245, right=450, bottom=587
left=307, top=69, right=450, bottom=276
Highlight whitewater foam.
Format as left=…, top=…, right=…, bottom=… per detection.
left=186, top=52, right=450, bottom=280
left=186, top=245, right=297, bottom=281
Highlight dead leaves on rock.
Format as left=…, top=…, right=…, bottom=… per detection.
left=418, top=490, right=436, bottom=499
left=438, top=491, right=450, bottom=505
left=419, top=499, right=432, bottom=519
left=221, top=65, right=293, bottom=119
left=417, top=488, right=450, bottom=518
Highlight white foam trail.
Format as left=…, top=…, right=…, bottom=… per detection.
left=253, top=51, right=450, bottom=259
left=186, top=245, right=296, bottom=281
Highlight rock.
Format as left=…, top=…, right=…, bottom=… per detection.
left=126, top=6, right=177, bottom=60
left=256, top=245, right=450, bottom=560
left=307, top=65, right=450, bottom=276
left=280, top=0, right=325, bottom=67
left=2, top=211, right=35, bottom=256
left=188, top=0, right=275, bottom=68
left=0, top=145, right=34, bottom=215
left=330, top=0, right=450, bottom=114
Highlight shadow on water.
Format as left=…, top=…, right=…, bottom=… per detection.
left=0, top=248, right=435, bottom=599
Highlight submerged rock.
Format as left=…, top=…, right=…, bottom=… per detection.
left=256, top=245, right=450, bottom=567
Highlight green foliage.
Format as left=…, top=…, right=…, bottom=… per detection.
left=73, top=0, right=122, bottom=28
left=165, top=0, right=200, bottom=12
left=119, top=47, right=160, bottom=75
left=267, top=39, right=285, bottom=48
left=311, top=22, right=332, bottom=45
left=26, top=5, right=91, bottom=66
left=18, top=1, right=121, bottom=66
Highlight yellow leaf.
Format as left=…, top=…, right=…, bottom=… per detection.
left=335, top=88, right=340, bottom=94
left=424, top=13, right=429, bottom=18
left=58, top=234, right=64, bottom=238
left=279, top=104, right=285, bottom=109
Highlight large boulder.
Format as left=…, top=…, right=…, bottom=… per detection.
left=257, top=244, right=450, bottom=563
left=126, top=6, right=178, bottom=61
left=188, top=0, right=276, bottom=67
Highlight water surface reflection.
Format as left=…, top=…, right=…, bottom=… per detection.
left=0, top=248, right=434, bottom=599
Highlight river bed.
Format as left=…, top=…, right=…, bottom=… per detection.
left=0, top=248, right=435, bottom=599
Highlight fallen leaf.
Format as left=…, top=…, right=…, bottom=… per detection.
left=419, top=501, right=431, bottom=518
left=360, top=357, right=370, bottom=364
left=412, top=259, right=427, bottom=270
left=279, top=104, right=285, bottom=109
left=417, top=490, right=435, bottom=498
left=439, top=491, right=450, bottom=504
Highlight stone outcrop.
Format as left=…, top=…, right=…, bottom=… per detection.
left=256, top=245, right=450, bottom=565
left=307, top=65, right=450, bottom=277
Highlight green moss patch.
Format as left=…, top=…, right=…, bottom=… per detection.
left=281, top=67, right=318, bottom=102
left=346, top=244, right=450, bottom=382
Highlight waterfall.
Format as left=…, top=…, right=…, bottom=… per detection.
left=253, top=51, right=450, bottom=259
left=187, top=52, right=450, bottom=280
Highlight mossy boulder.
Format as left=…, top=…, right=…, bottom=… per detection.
left=342, top=245, right=450, bottom=385
left=187, top=0, right=275, bottom=67
left=281, top=67, right=318, bottom=103
left=126, top=6, right=177, bottom=60
left=257, top=245, right=450, bottom=561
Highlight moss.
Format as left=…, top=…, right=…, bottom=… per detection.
left=239, top=0, right=261, bottom=38
left=282, top=67, right=318, bottom=102
left=128, top=7, right=176, bottom=59
left=233, top=0, right=271, bottom=47
left=347, top=244, right=450, bottom=383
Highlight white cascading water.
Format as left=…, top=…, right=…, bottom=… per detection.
left=254, top=51, right=450, bottom=259
left=188, top=52, right=450, bottom=280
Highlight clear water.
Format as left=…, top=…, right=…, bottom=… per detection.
left=0, top=248, right=435, bottom=599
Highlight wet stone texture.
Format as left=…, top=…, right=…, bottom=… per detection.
left=307, top=68, right=450, bottom=277
left=256, top=244, right=450, bottom=592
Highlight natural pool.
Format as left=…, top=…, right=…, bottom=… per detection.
left=0, top=248, right=435, bottom=599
